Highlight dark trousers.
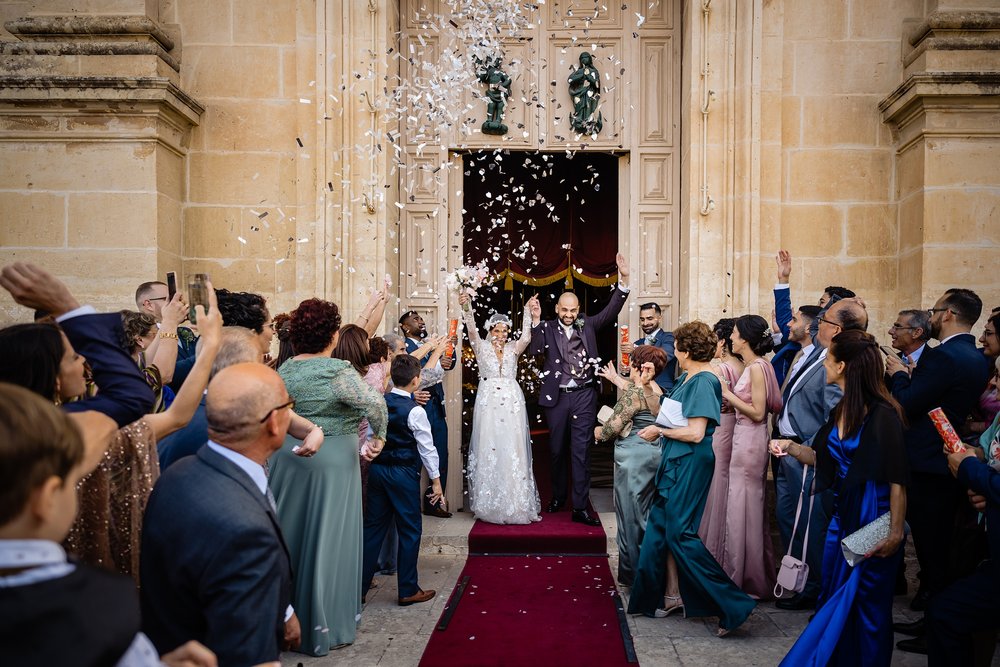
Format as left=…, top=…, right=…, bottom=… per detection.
left=927, top=561, right=1000, bottom=666
left=907, top=471, right=965, bottom=595
left=362, top=464, right=423, bottom=599
left=422, top=396, right=448, bottom=512
left=545, top=387, right=597, bottom=510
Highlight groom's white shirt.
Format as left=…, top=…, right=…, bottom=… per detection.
left=390, top=387, right=439, bottom=479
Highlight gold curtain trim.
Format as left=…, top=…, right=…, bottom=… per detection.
left=490, top=268, right=618, bottom=289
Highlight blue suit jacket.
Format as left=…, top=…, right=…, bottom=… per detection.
left=632, top=329, right=676, bottom=392
left=60, top=313, right=154, bottom=427
left=156, top=396, right=208, bottom=470
left=529, top=285, right=628, bottom=408
left=891, top=334, right=990, bottom=475
left=777, top=345, right=843, bottom=445
left=140, top=445, right=292, bottom=665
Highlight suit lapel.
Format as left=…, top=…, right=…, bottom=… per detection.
left=784, top=347, right=823, bottom=400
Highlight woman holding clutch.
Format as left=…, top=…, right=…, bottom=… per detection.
left=773, top=329, right=909, bottom=666
left=626, top=322, right=756, bottom=636
left=594, top=345, right=668, bottom=586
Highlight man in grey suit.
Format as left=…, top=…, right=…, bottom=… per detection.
left=141, top=362, right=300, bottom=665
left=772, top=298, right=867, bottom=610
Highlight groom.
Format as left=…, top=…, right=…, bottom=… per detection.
left=528, top=253, right=630, bottom=526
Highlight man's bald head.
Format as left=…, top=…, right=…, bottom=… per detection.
left=207, top=363, right=290, bottom=454
left=556, top=291, right=581, bottom=326
left=817, top=298, right=868, bottom=348
left=201, top=326, right=262, bottom=379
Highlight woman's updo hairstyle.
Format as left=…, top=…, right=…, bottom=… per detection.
left=734, top=314, right=775, bottom=357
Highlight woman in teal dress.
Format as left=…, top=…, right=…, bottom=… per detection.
left=627, top=321, right=756, bottom=636
left=268, top=298, right=388, bottom=656
left=595, top=345, right=669, bottom=586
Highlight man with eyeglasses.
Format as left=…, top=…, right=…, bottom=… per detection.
left=141, top=362, right=300, bottom=665
left=888, top=309, right=931, bottom=368
left=135, top=280, right=197, bottom=390
left=888, top=289, right=991, bottom=655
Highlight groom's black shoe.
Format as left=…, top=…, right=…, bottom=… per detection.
left=571, top=509, right=601, bottom=526
left=546, top=499, right=565, bottom=513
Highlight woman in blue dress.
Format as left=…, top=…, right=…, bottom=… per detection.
left=773, top=329, right=909, bottom=666
left=627, top=321, right=756, bottom=636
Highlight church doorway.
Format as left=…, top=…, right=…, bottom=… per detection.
left=458, top=150, right=623, bottom=493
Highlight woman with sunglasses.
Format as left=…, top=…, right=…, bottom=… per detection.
left=266, top=298, right=388, bottom=656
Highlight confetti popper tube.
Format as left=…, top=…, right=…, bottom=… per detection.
left=446, top=318, right=458, bottom=357
left=620, top=325, right=630, bottom=369
left=929, top=407, right=966, bottom=453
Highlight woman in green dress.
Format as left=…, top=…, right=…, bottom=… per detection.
left=627, top=321, right=756, bottom=636
left=595, top=345, right=669, bottom=586
left=268, top=298, right=388, bottom=656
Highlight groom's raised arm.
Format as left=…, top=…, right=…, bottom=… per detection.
left=587, top=252, right=630, bottom=331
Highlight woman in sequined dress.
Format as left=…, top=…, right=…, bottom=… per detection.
left=459, top=292, right=541, bottom=525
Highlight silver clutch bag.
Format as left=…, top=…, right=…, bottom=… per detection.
left=840, top=512, right=891, bottom=567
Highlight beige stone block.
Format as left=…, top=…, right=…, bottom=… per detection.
left=846, top=204, right=897, bottom=257
left=240, top=207, right=296, bottom=258
left=793, top=41, right=901, bottom=96
left=197, top=100, right=298, bottom=152
left=761, top=91, right=781, bottom=143
left=67, top=192, right=156, bottom=248
left=923, top=190, right=1000, bottom=245
left=921, top=247, right=1000, bottom=290
left=849, top=0, right=922, bottom=40
left=187, top=152, right=285, bottom=205
left=800, top=96, right=880, bottom=147
left=779, top=204, right=844, bottom=255
left=0, top=192, right=65, bottom=247
left=781, top=96, right=801, bottom=146
left=801, top=257, right=897, bottom=296
left=157, top=249, right=183, bottom=282
left=0, top=142, right=155, bottom=192
left=175, top=0, right=232, bottom=44
left=76, top=54, right=171, bottom=79
left=924, top=137, right=1000, bottom=188
left=896, top=250, right=924, bottom=307
left=281, top=47, right=297, bottom=99
left=156, top=145, right=185, bottom=202
left=787, top=149, right=891, bottom=202
left=896, top=142, right=925, bottom=198
left=234, top=0, right=296, bottom=45
left=181, top=257, right=276, bottom=296
left=183, top=45, right=281, bottom=99
left=898, top=193, right=925, bottom=251
left=158, top=194, right=182, bottom=255
left=760, top=143, right=782, bottom=199
left=784, top=0, right=846, bottom=39
left=0, top=115, right=60, bottom=133
left=182, top=206, right=241, bottom=257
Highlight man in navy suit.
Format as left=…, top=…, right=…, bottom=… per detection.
left=400, top=309, right=457, bottom=518
left=528, top=253, right=630, bottom=526
left=141, top=362, right=299, bottom=665
left=889, top=289, right=990, bottom=653
left=621, top=302, right=676, bottom=393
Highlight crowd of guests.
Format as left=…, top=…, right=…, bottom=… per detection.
left=1, top=250, right=999, bottom=666
left=596, top=251, right=1000, bottom=664
left=0, top=263, right=456, bottom=665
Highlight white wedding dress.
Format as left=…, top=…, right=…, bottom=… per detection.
left=464, top=305, right=542, bottom=524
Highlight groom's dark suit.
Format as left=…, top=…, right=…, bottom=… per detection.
left=530, top=285, right=628, bottom=510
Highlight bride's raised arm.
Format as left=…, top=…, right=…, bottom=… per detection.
left=460, top=293, right=481, bottom=346
left=513, top=305, right=532, bottom=355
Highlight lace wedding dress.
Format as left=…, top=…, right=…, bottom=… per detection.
left=464, top=305, right=542, bottom=524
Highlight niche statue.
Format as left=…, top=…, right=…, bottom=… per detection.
left=475, top=57, right=512, bottom=136
left=568, top=51, right=603, bottom=135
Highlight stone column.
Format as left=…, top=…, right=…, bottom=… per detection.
left=880, top=5, right=1000, bottom=314
left=0, top=3, right=202, bottom=318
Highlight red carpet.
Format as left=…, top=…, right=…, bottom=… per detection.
left=418, top=556, right=634, bottom=666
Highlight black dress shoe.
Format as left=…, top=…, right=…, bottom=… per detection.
left=546, top=499, right=565, bottom=513
left=896, top=635, right=928, bottom=655
left=892, top=617, right=925, bottom=636
left=571, top=509, right=601, bottom=526
left=910, top=587, right=930, bottom=612
left=775, top=595, right=817, bottom=611
left=423, top=506, right=452, bottom=519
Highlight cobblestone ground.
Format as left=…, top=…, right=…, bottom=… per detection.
left=281, top=490, right=997, bottom=667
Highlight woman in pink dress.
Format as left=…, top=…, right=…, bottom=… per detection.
left=698, top=318, right=743, bottom=562
left=721, top=314, right=783, bottom=599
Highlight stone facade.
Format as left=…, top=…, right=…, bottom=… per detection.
left=1, top=1, right=998, bottom=508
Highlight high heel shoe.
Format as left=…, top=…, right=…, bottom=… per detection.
left=654, top=595, right=685, bottom=618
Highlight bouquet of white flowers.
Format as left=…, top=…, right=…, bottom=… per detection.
left=443, top=261, right=490, bottom=298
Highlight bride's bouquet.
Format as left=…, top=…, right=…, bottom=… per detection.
left=443, top=261, right=490, bottom=298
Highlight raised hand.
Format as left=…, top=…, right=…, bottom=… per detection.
left=0, top=262, right=80, bottom=316
left=776, top=250, right=791, bottom=284
left=193, top=281, right=222, bottom=350
left=459, top=292, right=471, bottom=310
left=161, top=291, right=188, bottom=329
left=526, top=294, right=541, bottom=323
left=615, top=252, right=630, bottom=285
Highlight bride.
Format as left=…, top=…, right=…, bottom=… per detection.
left=460, top=292, right=541, bottom=524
